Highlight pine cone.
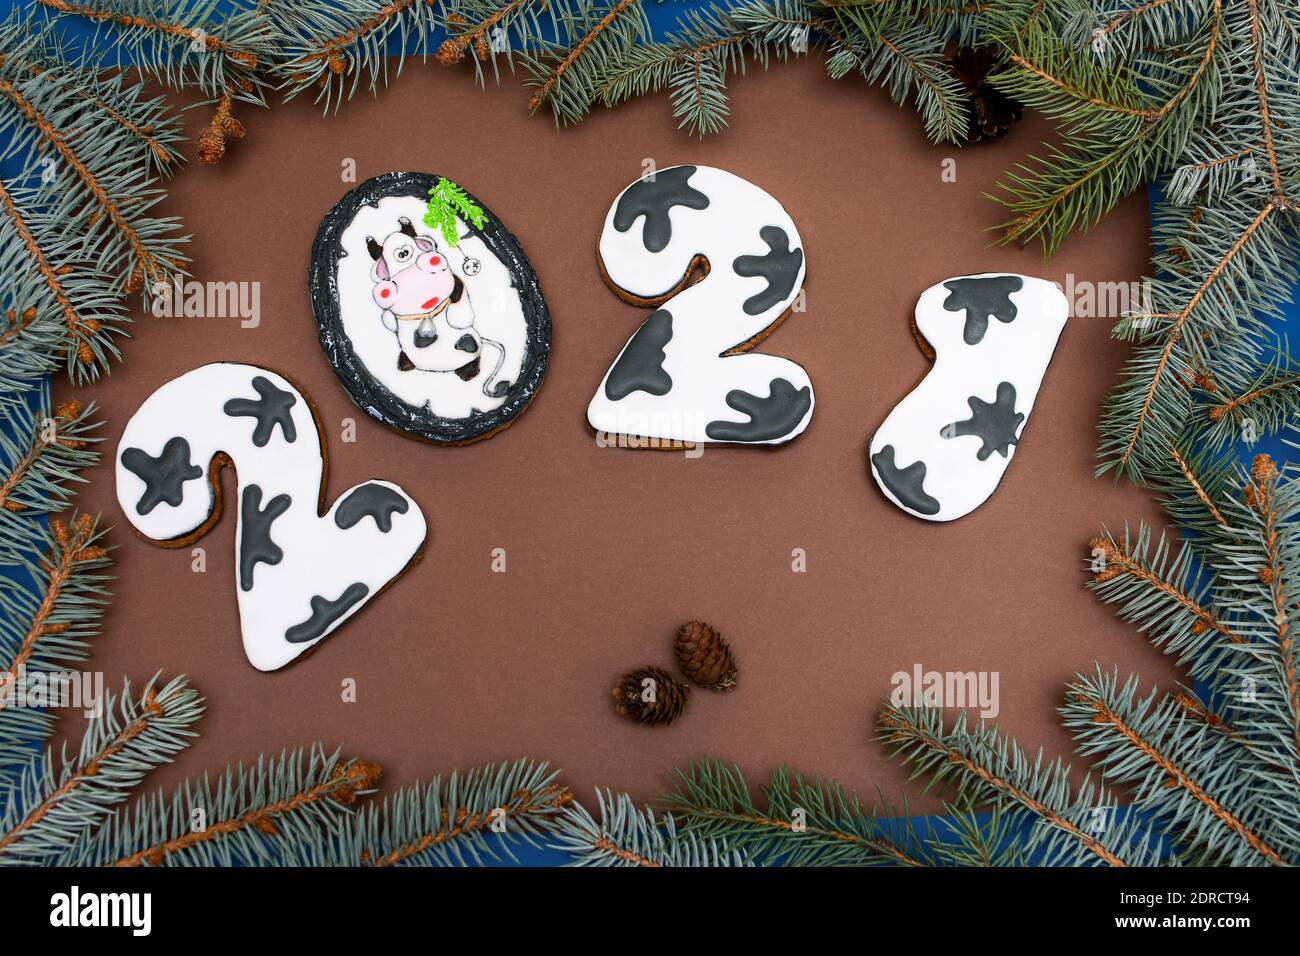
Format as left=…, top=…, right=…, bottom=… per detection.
left=948, top=45, right=1023, bottom=145
left=674, top=621, right=737, bottom=692
left=611, top=666, right=689, bottom=726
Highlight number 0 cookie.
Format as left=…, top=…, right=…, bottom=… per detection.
left=869, top=274, right=1068, bottom=521
left=587, top=165, right=814, bottom=447
left=310, top=171, right=550, bottom=444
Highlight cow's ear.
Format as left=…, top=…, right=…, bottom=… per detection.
left=374, top=256, right=390, bottom=281
left=398, top=216, right=418, bottom=239
left=366, top=236, right=383, bottom=260
left=414, top=237, right=434, bottom=252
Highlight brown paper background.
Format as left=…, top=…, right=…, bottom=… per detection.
left=53, top=58, right=1173, bottom=808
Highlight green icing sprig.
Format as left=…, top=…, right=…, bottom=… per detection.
left=424, top=177, right=487, bottom=248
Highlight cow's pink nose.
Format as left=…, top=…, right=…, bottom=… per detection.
left=372, top=280, right=397, bottom=308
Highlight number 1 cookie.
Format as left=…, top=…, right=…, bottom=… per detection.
left=869, top=274, right=1068, bottom=521
left=115, top=363, right=427, bottom=671
left=587, top=165, right=815, bottom=447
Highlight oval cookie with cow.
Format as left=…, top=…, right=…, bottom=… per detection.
left=310, top=171, right=550, bottom=444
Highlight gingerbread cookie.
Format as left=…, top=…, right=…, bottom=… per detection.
left=869, top=274, right=1069, bottom=521
left=115, top=363, right=427, bottom=671
left=587, top=165, right=814, bottom=447
left=311, top=172, right=550, bottom=444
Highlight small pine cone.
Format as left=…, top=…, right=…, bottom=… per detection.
left=1252, top=454, right=1277, bottom=484
left=437, top=39, right=465, bottom=65
left=196, top=126, right=225, bottom=165
left=674, top=620, right=737, bottom=692
left=948, top=45, right=1022, bottom=145
left=611, top=666, right=689, bottom=726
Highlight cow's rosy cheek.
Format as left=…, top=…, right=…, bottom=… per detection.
left=418, top=253, right=444, bottom=273
left=372, top=281, right=397, bottom=308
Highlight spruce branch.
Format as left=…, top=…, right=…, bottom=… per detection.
left=0, top=173, right=128, bottom=382
left=521, top=0, right=650, bottom=125
left=70, top=746, right=380, bottom=866
left=435, top=0, right=558, bottom=83
left=1098, top=200, right=1290, bottom=480
left=551, top=788, right=748, bottom=866
left=0, top=69, right=189, bottom=298
left=1241, top=455, right=1300, bottom=758
left=830, top=6, right=970, bottom=144
left=0, top=393, right=99, bottom=517
left=31, top=0, right=270, bottom=162
left=666, top=759, right=937, bottom=866
left=877, top=705, right=1168, bottom=866
left=0, top=513, right=111, bottom=683
left=1245, top=0, right=1287, bottom=205
left=1062, top=668, right=1291, bottom=864
left=33, top=0, right=270, bottom=100
left=9, top=54, right=184, bottom=177
left=1166, top=443, right=1229, bottom=527
left=0, top=513, right=111, bottom=788
left=0, top=674, right=202, bottom=864
left=279, top=759, right=572, bottom=866
left=1087, top=524, right=1245, bottom=661
left=271, top=0, right=441, bottom=112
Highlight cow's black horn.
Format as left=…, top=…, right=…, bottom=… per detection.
left=398, top=216, right=418, bottom=239
left=366, top=236, right=383, bottom=260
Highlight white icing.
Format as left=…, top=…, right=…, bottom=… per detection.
left=114, top=363, right=427, bottom=671
left=335, top=196, right=525, bottom=416
left=868, top=274, right=1068, bottom=521
left=587, top=165, right=815, bottom=446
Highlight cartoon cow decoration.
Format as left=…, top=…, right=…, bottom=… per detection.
left=366, top=216, right=510, bottom=398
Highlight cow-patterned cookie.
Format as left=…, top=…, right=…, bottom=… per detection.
left=869, top=274, right=1068, bottom=521
left=311, top=171, right=550, bottom=444
left=115, top=363, right=427, bottom=671
left=587, top=165, right=814, bottom=447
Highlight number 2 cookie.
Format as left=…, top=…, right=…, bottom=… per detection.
left=311, top=171, right=550, bottom=445
left=115, top=363, right=427, bottom=671
left=587, top=165, right=814, bottom=447
left=869, top=274, right=1069, bottom=521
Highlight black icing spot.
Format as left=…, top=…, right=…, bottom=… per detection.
left=335, top=483, right=409, bottom=533
left=121, top=437, right=203, bottom=516
left=222, top=375, right=297, bottom=447
left=612, top=166, right=710, bottom=254
left=455, top=357, right=481, bottom=381
left=605, top=309, right=673, bottom=401
left=872, top=445, right=941, bottom=516
left=414, top=326, right=438, bottom=349
left=285, top=583, right=370, bottom=644
left=238, top=484, right=291, bottom=591
left=705, top=378, right=811, bottom=442
left=450, top=274, right=465, bottom=303
left=941, top=381, right=1024, bottom=461
left=732, top=226, right=803, bottom=316
left=455, top=333, right=478, bottom=354
left=941, top=275, right=1023, bottom=345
